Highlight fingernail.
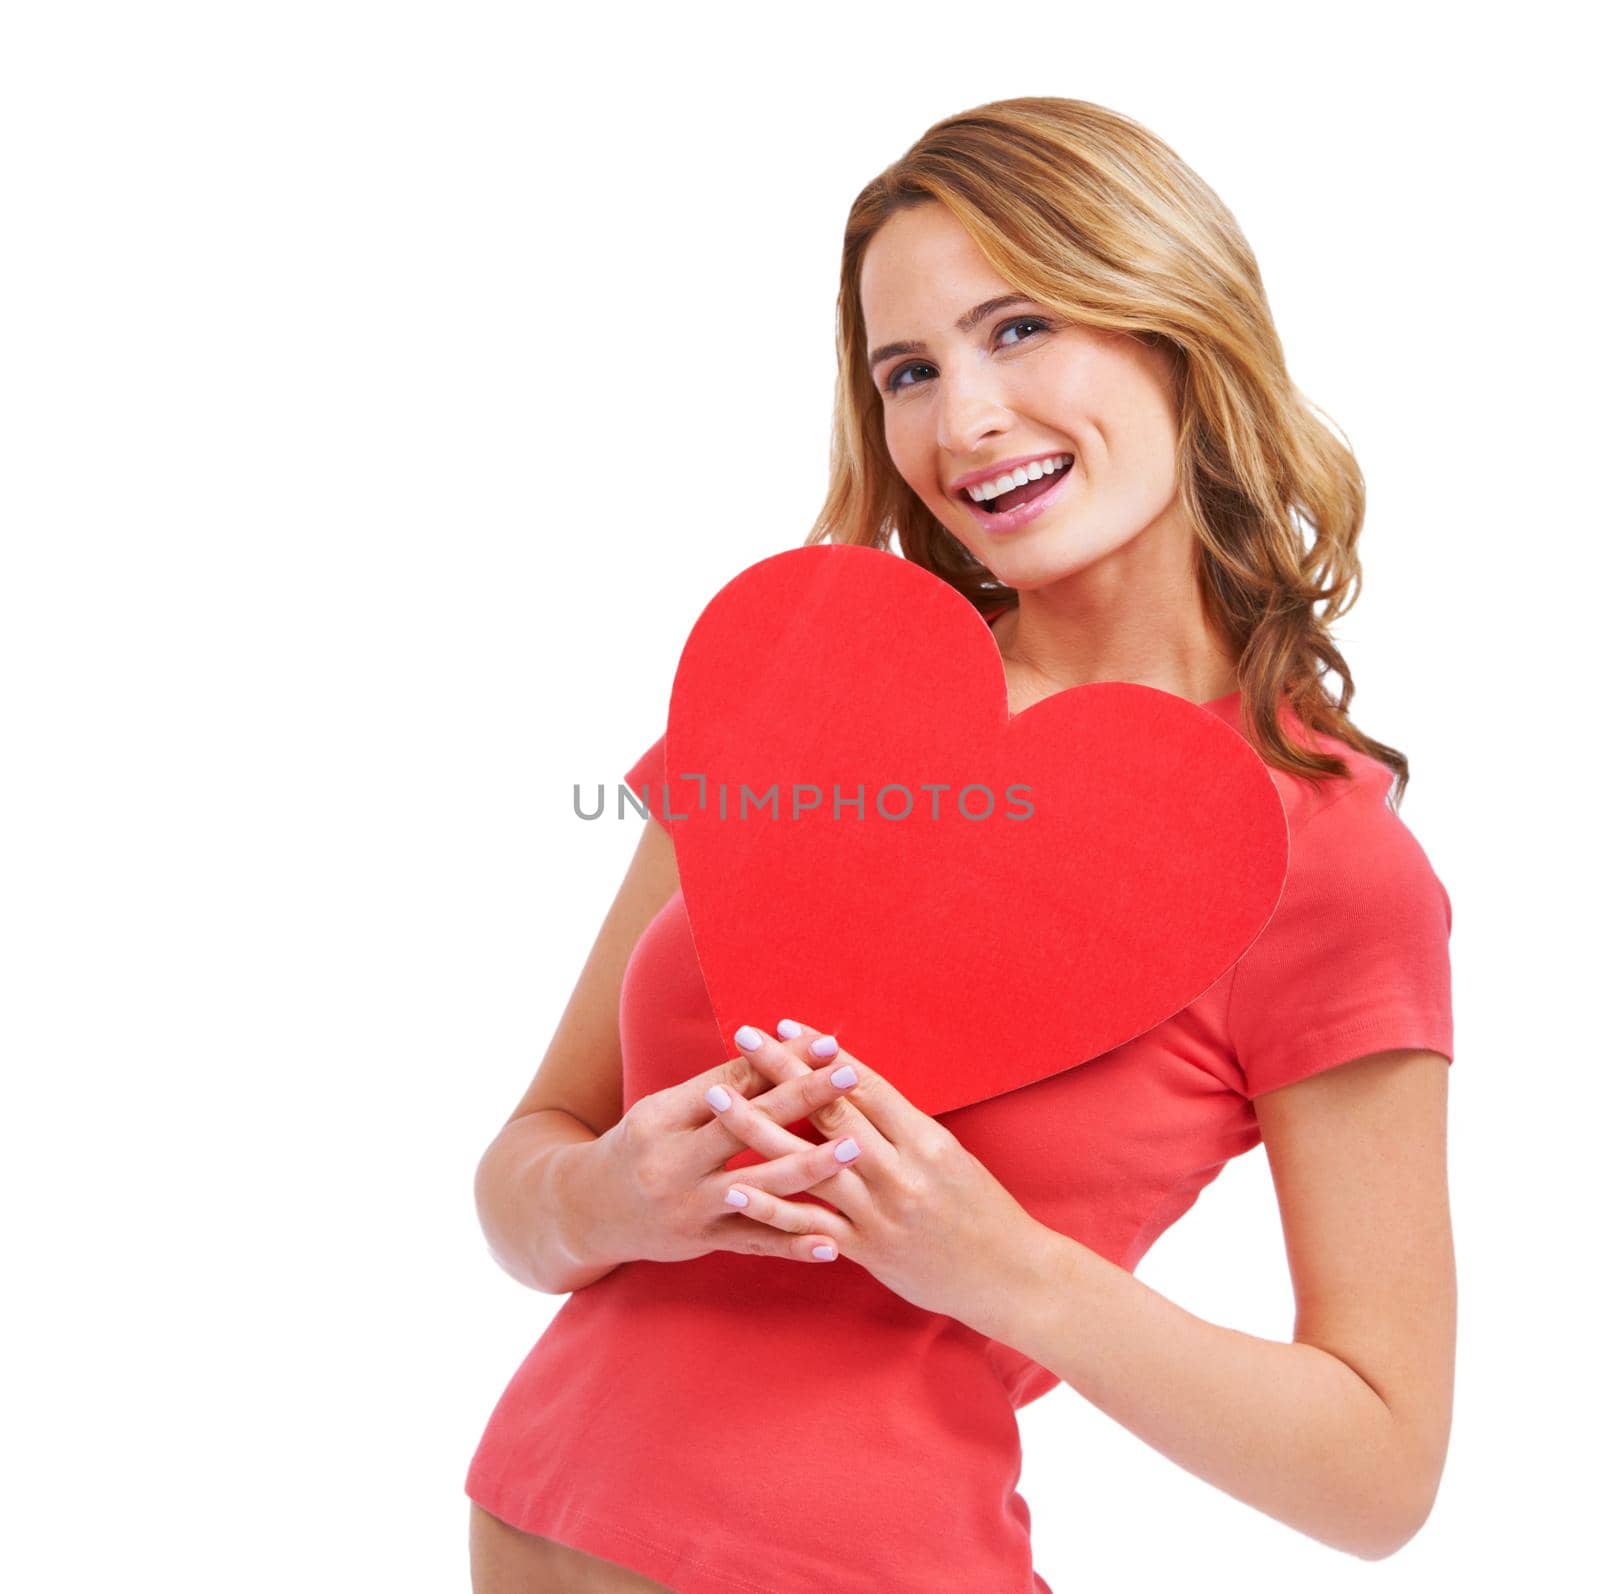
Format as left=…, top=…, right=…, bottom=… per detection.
left=725, top=1187, right=749, bottom=1207
left=706, top=1084, right=732, bottom=1111
left=775, top=1019, right=803, bottom=1040
left=834, top=1138, right=860, bottom=1163
left=734, top=1025, right=764, bottom=1051
left=812, top=1243, right=837, bottom=1261
left=829, top=1064, right=857, bottom=1089
left=809, top=1034, right=839, bottom=1060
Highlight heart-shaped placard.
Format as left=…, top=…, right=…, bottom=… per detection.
left=662, top=544, right=1288, bottom=1119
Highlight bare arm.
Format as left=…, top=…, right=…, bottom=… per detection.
left=474, top=812, right=680, bottom=1293
left=983, top=1047, right=1455, bottom=1559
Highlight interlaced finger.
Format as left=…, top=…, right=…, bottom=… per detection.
left=691, top=1042, right=861, bottom=1166
left=658, top=1022, right=820, bottom=1135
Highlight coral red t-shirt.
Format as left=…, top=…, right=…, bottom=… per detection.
left=465, top=605, right=1454, bottom=1593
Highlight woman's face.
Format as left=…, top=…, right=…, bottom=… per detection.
left=859, top=202, right=1189, bottom=590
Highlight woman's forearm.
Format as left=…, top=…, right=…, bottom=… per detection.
left=474, top=1110, right=626, bottom=1294
left=976, top=1221, right=1432, bottom=1560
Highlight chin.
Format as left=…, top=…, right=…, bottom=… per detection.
left=983, top=529, right=1100, bottom=580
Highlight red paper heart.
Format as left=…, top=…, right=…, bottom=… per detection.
left=663, top=544, right=1288, bottom=1119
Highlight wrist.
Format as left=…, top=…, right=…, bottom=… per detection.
left=973, top=1214, right=1079, bottom=1349
left=546, top=1134, right=633, bottom=1281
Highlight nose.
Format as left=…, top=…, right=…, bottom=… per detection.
left=934, top=366, right=1012, bottom=460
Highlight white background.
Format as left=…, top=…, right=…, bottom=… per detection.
left=3, top=2, right=1593, bottom=1589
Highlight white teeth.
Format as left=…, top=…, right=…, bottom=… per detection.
left=964, top=453, right=1071, bottom=502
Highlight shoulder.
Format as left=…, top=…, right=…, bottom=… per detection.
left=1259, top=698, right=1398, bottom=837
left=1249, top=710, right=1450, bottom=949
left=1261, top=705, right=1448, bottom=924
left=1225, top=705, right=1453, bottom=1099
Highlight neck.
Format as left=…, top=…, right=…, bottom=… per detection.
left=992, top=515, right=1240, bottom=705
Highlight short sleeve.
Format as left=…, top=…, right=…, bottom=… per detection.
left=623, top=731, right=667, bottom=817
left=1226, top=782, right=1454, bottom=1099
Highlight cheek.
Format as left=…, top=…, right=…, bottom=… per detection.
left=883, top=406, right=917, bottom=455
left=1114, top=416, right=1180, bottom=494
left=1066, top=360, right=1179, bottom=478
left=883, top=420, right=940, bottom=499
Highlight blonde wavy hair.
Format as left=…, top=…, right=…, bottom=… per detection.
left=805, top=96, right=1414, bottom=806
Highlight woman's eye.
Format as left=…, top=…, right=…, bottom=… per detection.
left=997, top=315, right=1050, bottom=348
left=883, top=316, right=1051, bottom=395
left=884, top=360, right=936, bottom=395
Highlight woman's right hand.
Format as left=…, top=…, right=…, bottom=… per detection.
left=583, top=1029, right=863, bottom=1266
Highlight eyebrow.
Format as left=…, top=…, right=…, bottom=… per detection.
left=867, top=294, right=1035, bottom=373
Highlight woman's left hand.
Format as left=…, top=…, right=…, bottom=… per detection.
left=706, top=1017, right=1053, bottom=1333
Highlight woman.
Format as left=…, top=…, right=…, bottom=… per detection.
left=466, top=97, right=1455, bottom=1591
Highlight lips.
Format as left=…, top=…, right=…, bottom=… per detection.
left=974, top=469, right=1061, bottom=514
left=951, top=450, right=1072, bottom=495
left=957, top=455, right=1075, bottom=534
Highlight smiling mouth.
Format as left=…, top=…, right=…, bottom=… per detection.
left=968, top=455, right=1074, bottom=513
